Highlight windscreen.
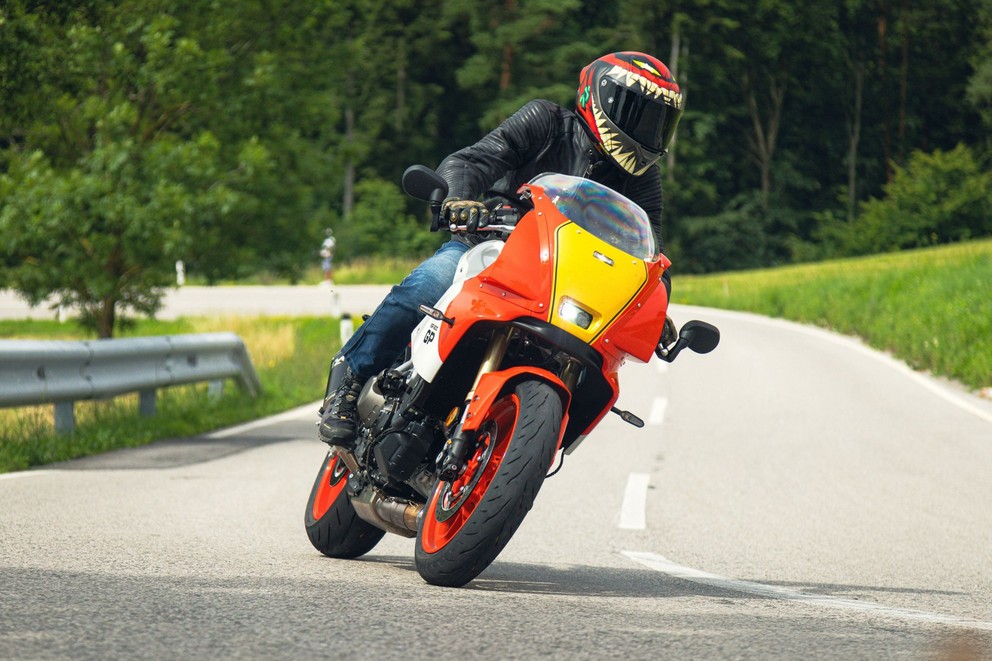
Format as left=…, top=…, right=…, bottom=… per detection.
left=530, top=173, right=656, bottom=260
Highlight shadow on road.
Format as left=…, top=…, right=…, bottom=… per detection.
left=51, top=419, right=314, bottom=471
left=359, top=554, right=967, bottom=601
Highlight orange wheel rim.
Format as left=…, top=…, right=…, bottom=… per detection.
left=420, top=395, right=519, bottom=553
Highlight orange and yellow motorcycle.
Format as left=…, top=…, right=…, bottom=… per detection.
left=304, top=165, right=719, bottom=587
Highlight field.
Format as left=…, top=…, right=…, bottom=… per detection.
left=670, top=239, right=992, bottom=391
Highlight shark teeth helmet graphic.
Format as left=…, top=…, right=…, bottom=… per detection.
left=576, top=52, right=684, bottom=175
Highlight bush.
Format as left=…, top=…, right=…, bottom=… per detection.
left=849, top=144, right=992, bottom=254
left=336, top=178, right=441, bottom=262
left=676, top=195, right=767, bottom=274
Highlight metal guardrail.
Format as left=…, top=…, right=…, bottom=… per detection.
left=0, top=332, right=262, bottom=434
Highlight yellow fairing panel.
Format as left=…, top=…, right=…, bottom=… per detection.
left=549, top=221, right=648, bottom=343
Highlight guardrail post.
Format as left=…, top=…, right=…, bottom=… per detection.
left=208, top=380, right=223, bottom=399
left=139, top=389, right=156, bottom=417
left=54, top=401, right=75, bottom=435
left=340, top=313, right=353, bottom=345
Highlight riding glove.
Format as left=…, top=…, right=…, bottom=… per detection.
left=442, top=198, right=490, bottom=233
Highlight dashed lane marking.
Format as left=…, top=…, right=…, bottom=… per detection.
left=619, top=473, right=650, bottom=530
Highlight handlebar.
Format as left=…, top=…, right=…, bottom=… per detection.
left=436, top=207, right=521, bottom=235
left=442, top=223, right=518, bottom=234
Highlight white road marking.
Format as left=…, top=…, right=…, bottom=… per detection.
left=619, top=473, right=650, bottom=530
left=622, top=550, right=992, bottom=632
left=655, top=359, right=669, bottom=373
left=0, top=469, right=59, bottom=481
left=207, top=401, right=321, bottom=438
left=648, top=397, right=668, bottom=426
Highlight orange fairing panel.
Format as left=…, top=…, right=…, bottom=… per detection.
left=604, top=258, right=671, bottom=363
left=461, top=367, right=571, bottom=438
left=476, top=209, right=556, bottom=312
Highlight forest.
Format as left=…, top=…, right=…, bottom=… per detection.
left=1, top=0, right=991, bottom=336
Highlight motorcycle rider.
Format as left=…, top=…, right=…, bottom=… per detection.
left=319, top=51, right=684, bottom=448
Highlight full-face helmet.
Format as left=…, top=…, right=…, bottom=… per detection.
left=576, top=52, right=684, bottom=175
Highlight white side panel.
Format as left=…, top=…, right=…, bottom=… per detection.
left=410, top=241, right=505, bottom=383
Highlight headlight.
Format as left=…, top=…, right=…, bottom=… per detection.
left=558, top=298, right=593, bottom=329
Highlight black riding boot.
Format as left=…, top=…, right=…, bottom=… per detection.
left=317, top=367, right=364, bottom=448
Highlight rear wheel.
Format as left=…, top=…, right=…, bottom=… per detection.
left=304, top=451, right=385, bottom=558
left=415, top=380, right=562, bottom=587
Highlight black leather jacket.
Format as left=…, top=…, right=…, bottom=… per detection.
left=436, top=99, right=666, bottom=255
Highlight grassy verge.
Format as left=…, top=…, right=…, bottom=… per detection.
left=333, top=256, right=424, bottom=285
left=0, top=316, right=340, bottom=473
left=184, top=257, right=424, bottom=286
left=670, top=238, right=992, bottom=391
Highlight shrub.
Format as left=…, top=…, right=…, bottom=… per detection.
left=850, top=144, right=992, bottom=254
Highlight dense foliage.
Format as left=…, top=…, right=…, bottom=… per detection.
left=1, top=0, right=990, bottom=336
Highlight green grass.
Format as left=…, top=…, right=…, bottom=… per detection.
left=0, top=315, right=340, bottom=473
left=671, top=238, right=992, bottom=391
left=183, top=257, right=425, bottom=286
left=332, top=256, right=423, bottom=285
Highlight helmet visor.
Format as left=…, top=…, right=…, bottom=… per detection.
left=601, top=78, right=674, bottom=152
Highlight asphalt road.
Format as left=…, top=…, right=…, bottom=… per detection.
left=2, top=302, right=991, bottom=659
left=0, top=284, right=393, bottom=321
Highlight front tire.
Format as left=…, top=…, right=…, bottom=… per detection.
left=304, top=451, right=385, bottom=558
left=415, top=380, right=562, bottom=587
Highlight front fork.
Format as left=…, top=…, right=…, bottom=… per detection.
left=436, top=329, right=580, bottom=482
left=436, top=328, right=513, bottom=482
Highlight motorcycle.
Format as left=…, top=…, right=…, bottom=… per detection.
left=304, top=165, right=719, bottom=587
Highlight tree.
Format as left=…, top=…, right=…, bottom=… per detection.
left=443, top=0, right=594, bottom=129
left=850, top=144, right=991, bottom=254
left=966, top=0, right=992, bottom=151
left=0, top=6, right=244, bottom=336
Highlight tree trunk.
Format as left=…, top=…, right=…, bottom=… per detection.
left=846, top=63, right=865, bottom=223
left=666, top=27, right=681, bottom=180
left=500, top=45, right=513, bottom=93
left=897, top=0, right=910, bottom=165
left=499, top=0, right=516, bottom=93
left=343, top=105, right=354, bottom=221
left=743, top=72, right=786, bottom=213
left=878, top=2, right=893, bottom=181
left=97, top=297, right=116, bottom=339
left=396, top=40, right=406, bottom=132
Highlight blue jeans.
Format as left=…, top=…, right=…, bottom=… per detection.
left=341, top=240, right=469, bottom=378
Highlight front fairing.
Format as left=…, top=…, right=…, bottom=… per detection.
left=422, top=175, right=670, bottom=447
left=433, top=175, right=670, bottom=365
left=528, top=174, right=670, bottom=364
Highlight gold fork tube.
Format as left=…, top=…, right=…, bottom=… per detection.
left=468, top=328, right=513, bottom=398
left=559, top=357, right=582, bottom=393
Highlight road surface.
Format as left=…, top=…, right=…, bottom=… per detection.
left=0, top=284, right=392, bottom=321
left=2, top=301, right=991, bottom=659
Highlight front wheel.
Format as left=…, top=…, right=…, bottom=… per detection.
left=415, top=380, right=562, bottom=587
left=304, top=450, right=385, bottom=558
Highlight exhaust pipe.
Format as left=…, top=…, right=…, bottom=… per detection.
left=351, top=487, right=423, bottom=538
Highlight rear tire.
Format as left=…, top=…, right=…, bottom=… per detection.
left=304, top=451, right=385, bottom=558
left=415, top=380, right=561, bottom=587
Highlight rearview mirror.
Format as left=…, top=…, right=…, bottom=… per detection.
left=680, top=320, right=720, bottom=354
left=656, top=319, right=720, bottom=363
left=402, top=165, right=448, bottom=202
